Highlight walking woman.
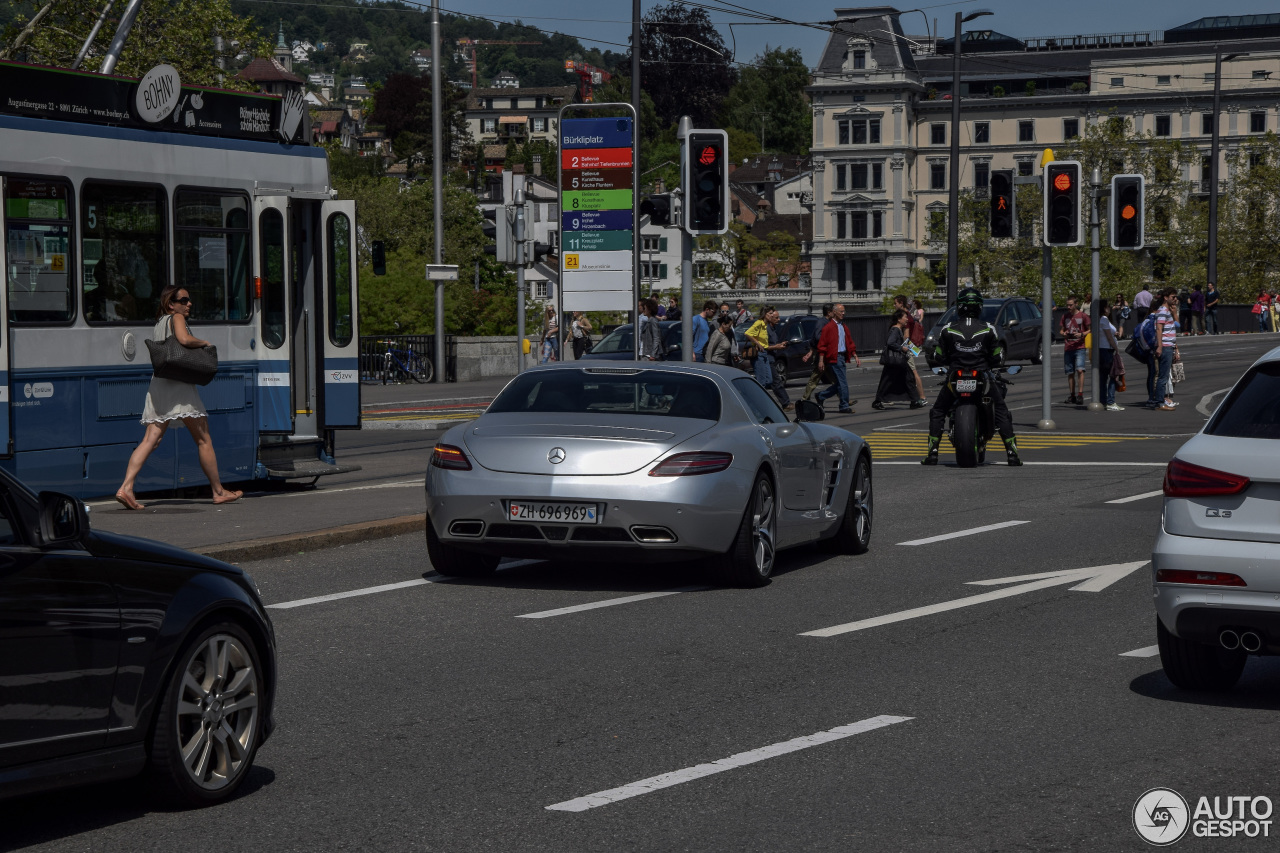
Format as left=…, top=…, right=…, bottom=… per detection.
left=638, top=297, right=663, bottom=360
left=540, top=306, right=560, bottom=363
left=570, top=311, right=593, bottom=360
left=872, top=309, right=916, bottom=409
left=115, top=286, right=242, bottom=509
left=705, top=313, right=737, bottom=366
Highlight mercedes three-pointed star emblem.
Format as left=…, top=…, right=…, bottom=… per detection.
left=548, top=447, right=566, bottom=464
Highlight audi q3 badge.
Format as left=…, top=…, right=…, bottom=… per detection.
left=548, top=447, right=566, bottom=464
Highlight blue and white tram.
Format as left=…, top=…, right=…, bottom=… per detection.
left=0, top=61, right=360, bottom=499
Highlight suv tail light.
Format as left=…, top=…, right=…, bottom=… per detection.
left=1155, top=569, right=1247, bottom=587
left=1163, top=458, right=1250, bottom=497
left=649, top=452, right=733, bottom=477
left=431, top=443, right=472, bottom=471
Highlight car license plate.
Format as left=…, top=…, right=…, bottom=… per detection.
left=955, top=379, right=978, bottom=393
left=508, top=501, right=599, bottom=524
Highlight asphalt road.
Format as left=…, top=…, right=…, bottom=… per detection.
left=6, top=334, right=1278, bottom=852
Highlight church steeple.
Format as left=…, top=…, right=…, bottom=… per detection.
left=273, top=19, right=293, bottom=72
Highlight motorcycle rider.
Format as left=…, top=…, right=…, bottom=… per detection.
left=921, top=287, right=1022, bottom=466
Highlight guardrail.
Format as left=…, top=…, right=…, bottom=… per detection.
left=358, top=334, right=457, bottom=383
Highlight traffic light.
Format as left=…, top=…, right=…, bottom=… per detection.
left=480, top=206, right=513, bottom=262
left=989, top=169, right=1015, bottom=239
left=640, top=193, right=673, bottom=226
left=1110, top=174, right=1144, bottom=250
left=684, top=129, right=729, bottom=235
left=1043, top=161, right=1082, bottom=247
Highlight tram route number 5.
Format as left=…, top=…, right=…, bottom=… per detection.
left=87, top=206, right=96, bottom=229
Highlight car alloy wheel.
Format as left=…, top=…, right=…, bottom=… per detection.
left=175, top=633, right=259, bottom=791
left=852, top=460, right=872, bottom=547
left=752, top=475, right=776, bottom=577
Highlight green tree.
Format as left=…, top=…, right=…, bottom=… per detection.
left=1218, top=133, right=1280, bottom=301
left=718, top=47, right=811, bottom=155
left=3, top=0, right=267, bottom=89
left=632, top=2, right=734, bottom=128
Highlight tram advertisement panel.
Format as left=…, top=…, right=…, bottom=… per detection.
left=0, top=60, right=307, bottom=145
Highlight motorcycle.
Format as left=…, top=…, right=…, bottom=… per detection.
left=931, top=364, right=1022, bottom=467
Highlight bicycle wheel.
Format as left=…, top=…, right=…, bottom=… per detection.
left=410, top=355, right=434, bottom=383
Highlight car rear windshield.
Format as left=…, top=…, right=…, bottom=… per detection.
left=1206, top=362, right=1280, bottom=439
left=489, top=369, right=721, bottom=420
left=937, top=305, right=1000, bottom=326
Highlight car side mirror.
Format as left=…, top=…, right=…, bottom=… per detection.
left=793, top=399, right=825, bottom=422
left=1006, top=318, right=1020, bottom=328
left=38, top=491, right=89, bottom=548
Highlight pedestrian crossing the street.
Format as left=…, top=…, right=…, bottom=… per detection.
left=864, top=431, right=1150, bottom=459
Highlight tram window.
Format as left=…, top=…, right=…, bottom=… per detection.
left=5, top=178, right=74, bottom=324
left=327, top=212, right=353, bottom=346
left=260, top=208, right=286, bottom=349
left=81, top=182, right=167, bottom=324
left=175, top=190, right=251, bottom=323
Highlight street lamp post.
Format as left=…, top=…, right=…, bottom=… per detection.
left=947, top=10, right=992, bottom=307
left=1208, top=49, right=1241, bottom=288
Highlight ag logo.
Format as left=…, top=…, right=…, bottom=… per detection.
left=1134, top=787, right=1190, bottom=846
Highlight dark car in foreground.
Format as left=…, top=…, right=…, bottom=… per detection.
left=923, top=298, right=1044, bottom=368
left=0, top=469, right=275, bottom=805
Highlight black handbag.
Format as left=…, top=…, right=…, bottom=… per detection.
left=146, top=317, right=218, bottom=386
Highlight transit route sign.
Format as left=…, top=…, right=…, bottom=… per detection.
left=559, top=108, right=637, bottom=312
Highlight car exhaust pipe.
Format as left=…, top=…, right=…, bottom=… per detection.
left=1219, top=629, right=1241, bottom=650
left=448, top=520, right=485, bottom=537
left=630, top=525, right=677, bottom=543
left=1240, top=631, right=1263, bottom=653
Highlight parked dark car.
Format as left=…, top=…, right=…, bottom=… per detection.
left=582, top=321, right=683, bottom=361
left=923, top=298, right=1044, bottom=368
left=0, top=468, right=276, bottom=805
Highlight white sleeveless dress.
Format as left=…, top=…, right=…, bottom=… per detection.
left=141, top=314, right=207, bottom=426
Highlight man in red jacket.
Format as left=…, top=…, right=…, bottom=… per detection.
left=815, top=303, right=859, bottom=413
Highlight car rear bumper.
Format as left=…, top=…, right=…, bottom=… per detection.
left=1152, top=527, right=1280, bottom=650
left=425, top=465, right=754, bottom=561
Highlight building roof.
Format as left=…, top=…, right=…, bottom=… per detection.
left=816, top=8, right=917, bottom=77
left=237, top=57, right=303, bottom=84
left=732, top=155, right=810, bottom=186
left=465, top=85, right=576, bottom=110
left=309, top=108, right=349, bottom=124
left=750, top=214, right=808, bottom=243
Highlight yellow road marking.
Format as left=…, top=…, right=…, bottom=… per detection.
left=865, top=433, right=1149, bottom=458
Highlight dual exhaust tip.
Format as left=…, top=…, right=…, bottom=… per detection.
left=1219, top=629, right=1263, bottom=653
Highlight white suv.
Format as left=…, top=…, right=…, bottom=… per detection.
left=1153, top=347, right=1280, bottom=690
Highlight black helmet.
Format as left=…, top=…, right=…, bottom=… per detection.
left=956, top=287, right=984, bottom=319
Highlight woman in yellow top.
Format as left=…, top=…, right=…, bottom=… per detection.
left=746, top=306, right=792, bottom=410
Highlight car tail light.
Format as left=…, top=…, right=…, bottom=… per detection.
left=431, top=443, right=472, bottom=471
left=1163, top=458, right=1250, bottom=498
left=1155, top=569, right=1247, bottom=587
left=649, top=452, right=733, bottom=477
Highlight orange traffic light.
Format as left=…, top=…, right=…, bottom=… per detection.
left=1121, top=204, right=1136, bottom=220
left=1053, top=172, right=1072, bottom=192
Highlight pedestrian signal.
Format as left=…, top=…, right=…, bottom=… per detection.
left=684, top=128, right=729, bottom=235
left=1043, top=161, right=1082, bottom=247
left=1110, top=174, right=1144, bottom=250
left=990, top=170, right=1015, bottom=239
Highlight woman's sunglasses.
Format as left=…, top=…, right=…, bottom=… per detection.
left=174, top=297, right=191, bottom=305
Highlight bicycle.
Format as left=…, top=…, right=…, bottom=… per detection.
left=382, top=341, right=434, bottom=383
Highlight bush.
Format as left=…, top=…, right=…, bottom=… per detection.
left=992, top=85, right=1005, bottom=98
left=1069, top=82, right=1088, bottom=93
left=1025, top=81, right=1037, bottom=97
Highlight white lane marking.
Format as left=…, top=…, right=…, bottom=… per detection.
left=268, top=578, right=433, bottom=609
left=304, top=480, right=420, bottom=495
left=517, top=586, right=710, bottom=619
left=1121, top=645, right=1160, bottom=658
left=1106, top=490, right=1165, bottom=504
left=898, top=520, right=1029, bottom=546
left=545, top=715, right=913, bottom=812
left=876, top=461, right=1169, bottom=466
left=801, top=562, right=1148, bottom=638
left=1197, top=386, right=1234, bottom=417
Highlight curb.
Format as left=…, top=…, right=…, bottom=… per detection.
left=197, top=513, right=424, bottom=563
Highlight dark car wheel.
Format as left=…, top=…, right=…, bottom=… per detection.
left=1157, top=617, right=1246, bottom=691
left=828, top=455, right=872, bottom=554
left=1030, top=339, right=1043, bottom=365
left=716, top=471, right=776, bottom=588
left=149, top=622, right=264, bottom=806
left=426, top=515, right=499, bottom=577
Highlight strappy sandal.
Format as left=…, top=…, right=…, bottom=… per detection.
left=115, top=491, right=144, bottom=510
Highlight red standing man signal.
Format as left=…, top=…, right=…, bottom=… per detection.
left=699, top=146, right=718, bottom=166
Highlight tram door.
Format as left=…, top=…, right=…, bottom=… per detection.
left=317, top=200, right=359, bottom=429
left=289, top=201, right=320, bottom=440
left=0, top=179, right=11, bottom=456
left=253, top=196, right=292, bottom=434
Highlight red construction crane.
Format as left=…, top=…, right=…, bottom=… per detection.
left=564, top=59, right=612, bottom=102
left=456, top=38, right=541, bottom=90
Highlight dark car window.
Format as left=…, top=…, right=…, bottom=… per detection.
left=1022, top=301, right=1042, bottom=319
left=0, top=494, right=19, bottom=545
left=490, top=369, right=721, bottom=420
left=733, top=377, right=787, bottom=424
left=1206, top=362, right=1280, bottom=439
left=590, top=325, right=633, bottom=354
left=801, top=318, right=820, bottom=340
left=937, top=305, right=1001, bottom=326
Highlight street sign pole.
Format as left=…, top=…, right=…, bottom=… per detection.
left=1088, top=166, right=1104, bottom=412
left=1039, top=241, right=1055, bottom=431
left=515, top=186, right=526, bottom=374
left=676, top=116, right=693, bottom=362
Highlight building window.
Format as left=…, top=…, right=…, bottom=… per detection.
left=1017, top=161, right=1032, bottom=176
left=1202, top=154, right=1213, bottom=181
left=850, top=211, right=868, bottom=239
left=929, top=163, right=946, bottom=190
left=1110, top=77, right=1124, bottom=88
left=851, top=163, right=868, bottom=191
left=1204, top=72, right=1216, bottom=83
left=532, top=117, right=546, bottom=132
left=1157, top=75, right=1171, bottom=85
left=641, top=261, right=666, bottom=279
left=928, top=210, right=946, bottom=242
left=850, top=258, right=867, bottom=291
left=534, top=281, right=549, bottom=299
left=846, top=118, right=880, bottom=145
left=1202, top=113, right=1214, bottom=135
left=836, top=213, right=847, bottom=239
left=694, top=261, right=717, bottom=279
left=871, top=258, right=882, bottom=290
left=1155, top=114, right=1171, bottom=137
left=974, top=162, right=989, bottom=189
left=836, top=164, right=847, bottom=191
left=1254, top=70, right=1271, bottom=80
left=1018, top=120, right=1034, bottom=142
left=974, top=122, right=989, bottom=143
left=836, top=259, right=847, bottom=291
left=482, top=118, right=496, bottom=134
left=873, top=162, right=883, bottom=189
left=641, top=235, right=660, bottom=252
left=853, top=50, right=866, bottom=69
left=1063, top=118, right=1079, bottom=139
left=838, top=121, right=850, bottom=145
left=872, top=210, right=883, bottom=238
left=1251, top=111, right=1266, bottom=133
left=930, top=123, right=946, bottom=145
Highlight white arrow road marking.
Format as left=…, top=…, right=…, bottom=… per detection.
left=897, top=520, right=1029, bottom=546
left=801, top=562, right=1149, bottom=638
left=1120, top=645, right=1160, bottom=658
left=545, top=715, right=913, bottom=812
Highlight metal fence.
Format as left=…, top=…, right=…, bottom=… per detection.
left=358, top=334, right=457, bottom=383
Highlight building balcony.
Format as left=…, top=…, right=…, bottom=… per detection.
left=818, top=237, right=893, bottom=251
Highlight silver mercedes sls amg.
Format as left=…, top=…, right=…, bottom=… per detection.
left=424, top=362, right=873, bottom=587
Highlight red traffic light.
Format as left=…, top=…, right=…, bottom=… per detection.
left=1053, top=172, right=1072, bottom=192
left=1121, top=204, right=1137, bottom=220
left=698, top=146, right=718, bottom=166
